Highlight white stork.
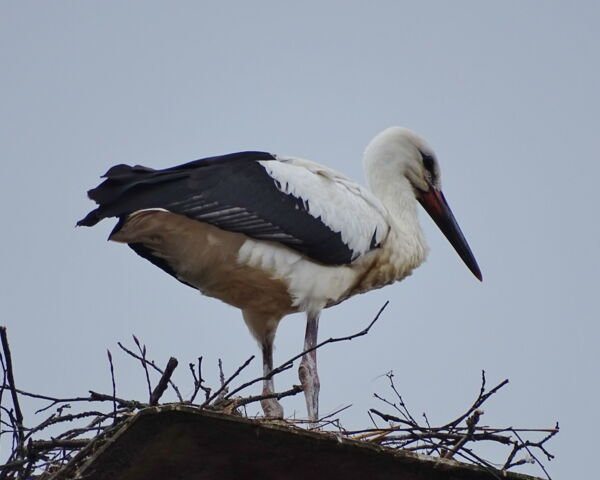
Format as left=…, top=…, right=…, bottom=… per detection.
left=78, top=127, right=481, bottom=422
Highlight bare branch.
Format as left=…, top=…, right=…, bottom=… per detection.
left=107, top=349, right=117, bottom=422
left=149, top=357, right=178, bottom=406
left=188, top=356, right=212, bottom=404
left=132, top=335, right=152, bottom=400
left=317, top=404, right=352, bottom=423
left=231, top=385, right=303, bottom=409
left=203, top=356, right=254, bottom=407
left=369, top=408, right=412, bottom=426
left=442, top=408, right=483, bottom=459
left=29, top=438, right=90, bottom=451
left=443, top=370, right=509, bottom=430
left=0, top=327, right=24, bottom=444
left=226, top=302, right=388, bottom=399
left=365, top=370, right=557, bottom=478
left=88, top=391, right=146, bottom=409
left=118, top=341, right=183, bottom=402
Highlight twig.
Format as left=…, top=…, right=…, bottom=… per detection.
left=0, top=328, right=24, bottom=442
left=317, top=404, right=352, bottom=423
left=0, top=351, right=7, bottom=429
left=29, top=438, right=90, bottom=451
left=422, top=412, right=440, bottom=455
left=197, top=357, right=212, bottom=402
left=7, top=390, right=95, bottom=414
left=132, top=335, right=152, bottom=400
left=369, top=408, right=413, bottom=426
left=88, top=391, right=146, bottom=409
left=370, top=430, right=512, bottom=446
left=188, top=356, right=212, bottom=404
left=226, top=302, right=388, bottom=400
left=107, top=349, right=117, bottom=422
left=0, top=326, right=25, bottom=476
left=385, top=371, right=419, bottom=426
left=505, top=426, right=558, bottom=479
left=203, top=356, right=254, bottom=406
left=149, top=357, right=178, bottom=405
left=367, top=370, right=557, bottom=477
left=367, top=409, right=379, bottom=429
left=443, top=371, right=508, bottom=430
left=453, top=446, right=503, bottom=480
left=218, top=359, right=226, bottom=393
left=232, top=385, right=303, bottom=409
left=118, top=341, right=183, bottom=402
left=27, top=411, right=107, bottom=438
left=442, top=408, right=483, bottom=459
left=224, top=362, right=294, bottom=400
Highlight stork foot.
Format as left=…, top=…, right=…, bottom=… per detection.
left=260, top=388, right=284, bottom=418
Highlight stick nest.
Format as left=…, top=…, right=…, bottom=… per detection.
left=0, top=305, right=558, bottom=479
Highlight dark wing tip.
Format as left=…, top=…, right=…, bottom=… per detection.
left=76, top=209, right=102, bottom=227
left=102, top=163, right=136, bottom=178
left=87, top=185, right=104, bottom=202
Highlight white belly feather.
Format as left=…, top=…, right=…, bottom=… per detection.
left=238, top=238, right=361, bottom=313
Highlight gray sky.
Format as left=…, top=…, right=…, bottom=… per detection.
left=2, top=1, right=598, bottom=477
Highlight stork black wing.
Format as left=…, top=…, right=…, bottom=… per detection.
left=78, top=151, right=355, bottom=265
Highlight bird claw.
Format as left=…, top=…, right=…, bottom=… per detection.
left=261, top=396, right=284, bottom=419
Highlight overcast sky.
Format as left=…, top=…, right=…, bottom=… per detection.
left=2, top=2, right=598, bottom=477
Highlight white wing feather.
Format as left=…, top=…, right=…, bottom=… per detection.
left=260, top=156, right=390, bottom=260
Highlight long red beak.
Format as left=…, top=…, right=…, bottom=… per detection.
left=418, top=188, right=482, bottom=281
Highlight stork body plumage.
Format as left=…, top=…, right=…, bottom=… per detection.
left=78, top=127, right=481, bottom=422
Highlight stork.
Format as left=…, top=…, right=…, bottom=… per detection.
left=78, top=127, right=481, bottom=423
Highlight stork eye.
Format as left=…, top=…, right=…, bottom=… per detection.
left=420, top=151, right=435, bottom=174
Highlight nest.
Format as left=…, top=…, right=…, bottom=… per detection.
left=0, top=304, right=558, bottom=479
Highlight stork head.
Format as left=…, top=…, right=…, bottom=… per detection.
left=364, top=127, right=482, bottom=281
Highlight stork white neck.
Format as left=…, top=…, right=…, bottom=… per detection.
left=363, top=128, right=429, bottom=275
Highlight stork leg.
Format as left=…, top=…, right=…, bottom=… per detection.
left=299, top=311, right=320, bottom=424
left=242, top=311, right=284, bottom=418
left=260, top=338, right=284, bottom=418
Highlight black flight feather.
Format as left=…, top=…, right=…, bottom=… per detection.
left=78, top=151, right=356, bottom=265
